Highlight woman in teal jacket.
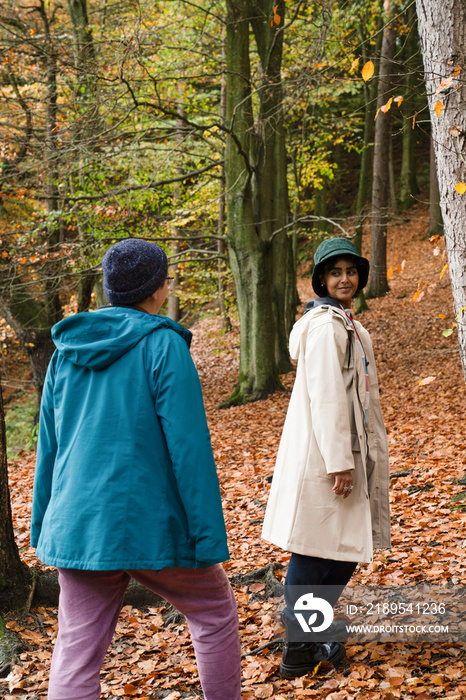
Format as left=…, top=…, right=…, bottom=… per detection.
left=31, top=238, right=241, bottom=700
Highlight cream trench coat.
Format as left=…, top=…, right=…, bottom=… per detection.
left=262, top=304, right=390, bottom=563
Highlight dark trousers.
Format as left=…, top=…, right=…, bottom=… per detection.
left=283, top=553, right=358, bottom=641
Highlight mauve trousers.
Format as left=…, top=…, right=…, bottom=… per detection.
left=48, top=565, right=241, bottom=700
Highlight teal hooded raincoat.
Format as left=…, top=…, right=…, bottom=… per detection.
left=31, top=306, right=229, bottom=570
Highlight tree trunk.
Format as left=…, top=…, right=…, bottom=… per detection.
left=66, top=0, right=101, bottom=311
left=251, top=0, right=297, bottom=364
left=223, top=0, right=294, bottom=405
left=367, top=15, right=397, bottom=299
left=398, top=7, right=420, bottom=210
left=428, top=137, right=443, bottom=237
left=77, top=270, right=97, bottom=313
left=416, top=0, right=466, bottom=383
left=0, top=299, right=57, bottom=403
left=313, top=181, right=330, bottom=233
left=353, top=4, right=385, bottom=227
left=0, top=379, right=33, bottom=612
left=167, top=89, right=185, bottom=323
left=353, top=6, right=383, bottom=314
left=388, top=134, right=398, bottom=214
left=218, top=31, right=232, bottom=332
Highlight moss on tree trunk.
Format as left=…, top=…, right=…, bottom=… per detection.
left=223, top=0, right=296, bottom=406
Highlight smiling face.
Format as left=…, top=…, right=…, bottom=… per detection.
left=320, top=256, right=359, bottom=308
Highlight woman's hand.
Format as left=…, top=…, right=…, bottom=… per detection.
left=332, top=470, right=354, bottom=499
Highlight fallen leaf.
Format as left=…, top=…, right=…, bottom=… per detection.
left=418, top=376, right=436, bottom=386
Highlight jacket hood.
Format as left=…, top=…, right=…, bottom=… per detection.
left=52, top=306, right=192, bottom=370
left=289, top=297, right=347, bottom=361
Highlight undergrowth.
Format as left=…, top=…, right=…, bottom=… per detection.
left=5, top=392, right=38, bottom=460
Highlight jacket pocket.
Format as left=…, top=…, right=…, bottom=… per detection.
left=351, top=432, right=361, bottom=452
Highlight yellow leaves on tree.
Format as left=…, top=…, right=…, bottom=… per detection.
left=361, top=60, right=374, bottom=82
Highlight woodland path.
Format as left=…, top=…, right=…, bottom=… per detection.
left=3, top=206, right=466, bottom=698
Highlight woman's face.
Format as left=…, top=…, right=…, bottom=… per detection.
left=320, top=257, right=359, bottom=308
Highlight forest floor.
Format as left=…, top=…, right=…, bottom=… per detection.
left=2, top=204, right=466, bottom=699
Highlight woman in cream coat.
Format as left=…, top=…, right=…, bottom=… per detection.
left=262, top=237, right=390, bottom=678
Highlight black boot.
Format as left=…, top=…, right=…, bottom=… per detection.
left=280, top=609, right=349, bottom=643
left=279, top=640, right=346, bottom=678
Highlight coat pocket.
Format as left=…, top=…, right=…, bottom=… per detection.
left=351, top=432, right=361, bottom=452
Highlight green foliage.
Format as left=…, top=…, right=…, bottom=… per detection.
left=282, top=0, right=383, bottom=222
left=5, top=392, right=38, bottom=460
left=0, top=0, right=429, bottom=331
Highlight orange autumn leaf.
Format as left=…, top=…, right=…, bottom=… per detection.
left=435, top=100, right=444, bottom=117
left=389, top=676, right=405, bottom=686
left=123, top=684, right=138, bottom=696
left=381, top=96, right=393, bottom=113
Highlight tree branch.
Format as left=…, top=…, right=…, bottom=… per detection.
left=38, top=161, right=224, bottom=201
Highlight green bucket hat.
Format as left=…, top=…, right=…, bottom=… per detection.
left=312, top=237, right=370, bottom=297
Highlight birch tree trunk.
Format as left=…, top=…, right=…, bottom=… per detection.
left=416, top=0, right=466, bottom=382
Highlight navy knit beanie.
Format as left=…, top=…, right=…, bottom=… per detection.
left=102, top=238, right=168, bottom=306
